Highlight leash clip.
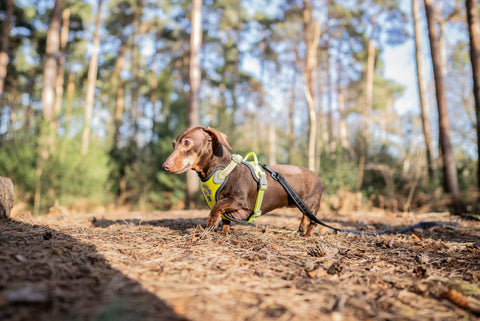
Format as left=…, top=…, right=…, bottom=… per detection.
left=270, top=170, right=280, bottom=181
left=261, top=163, right=280, bottom=181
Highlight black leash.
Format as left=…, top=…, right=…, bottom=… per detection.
left=260, top=163, right=458, bottom=235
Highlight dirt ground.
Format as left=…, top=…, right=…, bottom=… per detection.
left=1, top=206, right=479, bottom=321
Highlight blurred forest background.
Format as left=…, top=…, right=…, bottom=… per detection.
left=0, top=0, right=479, bottom=216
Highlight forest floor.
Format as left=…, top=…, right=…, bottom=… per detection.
left=1, top=205, right=480, bottom=321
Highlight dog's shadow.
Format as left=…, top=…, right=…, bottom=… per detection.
left=0, top=218, right=189, bottom=321
left=91, top=216, right=207, bottom=231
left=90, top=214, right=477, bottom=244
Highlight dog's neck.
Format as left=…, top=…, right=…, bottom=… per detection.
left=195, top=142, right=232, bottom=180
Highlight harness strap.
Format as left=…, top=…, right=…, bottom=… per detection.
left=218, top=154, right=243, bottom=179
left=242, top=153, right=268, bottom=222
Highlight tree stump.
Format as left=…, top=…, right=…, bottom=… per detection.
left=0, top=177, right=14, bottom=218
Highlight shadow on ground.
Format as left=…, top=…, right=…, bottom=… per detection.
left=0, top=218, right=188, bottom=321
left=91, top=217, right=207, bottom=231
left=90, top=214, right=479, bottom=244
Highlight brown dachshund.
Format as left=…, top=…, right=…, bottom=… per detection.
left=162, top=126, right=323, bottom=236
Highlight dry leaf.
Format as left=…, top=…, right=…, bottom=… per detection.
left=13, top=254, right=27, bottom=262
left=442, top=289, right=469, bottom=310
left=307, top=268, right=326, bottom=278
left=411, top=233, right=423, bottom=241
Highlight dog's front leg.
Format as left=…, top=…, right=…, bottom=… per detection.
left=206, top=209, right=222, bottom=231
left=197, top=209, right=223, bottom=240
left=205, top=200, right=235, bottom=235
left=205, top=201, right=229, bottom=230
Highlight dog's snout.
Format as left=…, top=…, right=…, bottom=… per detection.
left=162, top=161, right=171, bottom=171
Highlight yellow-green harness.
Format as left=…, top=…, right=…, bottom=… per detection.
left=200, top=152, right=268, bottom=223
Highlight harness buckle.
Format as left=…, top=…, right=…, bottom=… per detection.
left=259, top=172, right=268, bottom=190
left=231, top=154, right=243, bottom=164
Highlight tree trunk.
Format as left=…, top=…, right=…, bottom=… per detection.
left=337, top=61, right=348, bottom=150
left=412, top=0, right=435, bottom=180
left=364, top=37, right=375, bottom=139
left=287, top=65, right=297, bottom=163
left=113, top=42, right=126, bottom=152
left=326, top=54, right=333, bottom=145
left=60, top=66, right=75, bottom=161
left=25, top=68, right=35, bottom=132
left=40, top=0, right=62, bottom=157
left=0, top=177, right=14, bottom=219
left=130, top=1, right=143, bottom=145
left=35, top=0, right=62, bottom=215
left=466, top=0, right=480, bottom=190
left=81, top=0, right=102, bottom=155
left=302, top=0, right=320, bottom=172
left=186, top=0, right=202, bottom=208
left=356, top=36, right=375, bottom=190
left=150, top=55, right=158, bottom=120
left=424, top=0, right=460, bottom=197
left=0, top=0, right=13, bottom=98
left=52, top=7, right=71, bottom=146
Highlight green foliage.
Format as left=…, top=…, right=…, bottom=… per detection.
left=0, top=135, right=37, bottom=200
left=53, top=139, right=111, bottom=205
left=319, top=147, right=358, bottom=194
left=0, top=135, right=111, bottom=212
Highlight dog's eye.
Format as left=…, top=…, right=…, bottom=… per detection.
left=183, top=139, right=191, bottom=147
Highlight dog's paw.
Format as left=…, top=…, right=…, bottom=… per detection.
left=219, top=224, right=231, bottom=236
left=206, top=216, right=221, bottom=230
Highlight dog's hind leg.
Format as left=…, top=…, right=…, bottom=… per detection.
left=298, top=215, right=309, bottom=235
left=300, top=200, right=320, bottom=237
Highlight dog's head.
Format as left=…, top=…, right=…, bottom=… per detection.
left=162, top=127, right=232, bottom=174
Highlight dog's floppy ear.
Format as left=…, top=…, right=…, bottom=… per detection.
left=203, top=127, right=232, bottom=150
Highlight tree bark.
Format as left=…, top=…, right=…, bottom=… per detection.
left=424, top=0, right=460, bottom=197
left=60, top=66, right=75, bottom=161
left=113, top=42, right=126, bottom=152
left=466, top=0, right=480, bottom=190
left=364, top=37, right=375, bottom=139
left=287, top=65, right=297, bottom=163
left=326, top=54, right=333, bottom=147
left=337, top=60, right=348, bottom=150
left=81, top=0, right=102, bottom=155
left=35, top=0, right=62, bottom=215
left=0, top=0, right=13, bottom=98
left=356, top=36, right=375, bottom=190
left=0, top=177, right=14, bottom=219
left=130, top=0, right=143, bottom=145
left=40, top=0, right=62, bottom=157
left=412, top=0, right=435, bottom=180
left=302, top=0, right=320, bottom=172
left=52, top=7, right=71, bottom=146
left=186, top=0, right=202, bottom=208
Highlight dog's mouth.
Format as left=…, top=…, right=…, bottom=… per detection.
left=163, top=156, right=194, bottom=174
left=166, top=168, right=189, bottom=174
